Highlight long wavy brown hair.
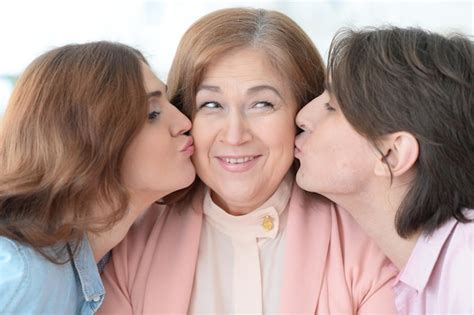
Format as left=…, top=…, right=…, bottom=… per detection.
left=0, top=41, right=149, bottom=262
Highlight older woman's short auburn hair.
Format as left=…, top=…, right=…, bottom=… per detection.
left=0, top=41, right=149, bottom=261
left=327, top=26, right=473, bottom=237
left=165, top=7, right=326, bottom=203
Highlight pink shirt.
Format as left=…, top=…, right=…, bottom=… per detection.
left=393, top=211, right=474, bottom=314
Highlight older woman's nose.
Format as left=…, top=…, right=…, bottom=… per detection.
left=220, top=112, right=252, bottom=145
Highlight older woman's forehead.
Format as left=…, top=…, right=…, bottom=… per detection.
left=197, top=49, right=296, bottom=94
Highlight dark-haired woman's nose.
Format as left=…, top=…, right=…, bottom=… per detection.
left=296, top=107, right=310, bottom=132
left=296, top=96, right=322, bottom=132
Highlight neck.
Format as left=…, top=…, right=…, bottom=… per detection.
left=328, top=181, right=420, bottom=269
left=88, top=191, right=162, bottom=262
left=210, top=177, right=289, bottom=216
left=211, top=191, right=271, bottom=216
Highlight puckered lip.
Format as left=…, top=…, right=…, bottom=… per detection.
left=294, top=140, right=303, bottom=158
left=180, top=137, right=194, bottom=152
left=294, top=136, right=304, bottom=152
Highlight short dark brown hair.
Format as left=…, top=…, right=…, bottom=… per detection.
left=0, top=41, right=149, bottom=262
left=327, top=26, right=473, bottom=237
left=166, top=7, right=325, bottom=203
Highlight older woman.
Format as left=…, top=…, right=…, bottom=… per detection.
left=100, top=8, right=397, bottom=314
left=0, top=42, right=195, bottom=314
left=295, top=27, right=473, bottom=314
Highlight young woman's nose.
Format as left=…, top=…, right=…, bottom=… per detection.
left=170, top=105, right=192, bottom=136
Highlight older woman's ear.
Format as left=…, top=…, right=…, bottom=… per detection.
left=374, top=132, right=419, bottom=178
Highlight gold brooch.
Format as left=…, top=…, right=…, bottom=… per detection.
left=262, top=215, right=274, bottom=231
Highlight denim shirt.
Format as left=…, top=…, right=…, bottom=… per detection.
left=0, top=235, right=105, bottom=315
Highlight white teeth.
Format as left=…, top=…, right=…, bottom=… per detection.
left=223, top=156, right=255, bottom=164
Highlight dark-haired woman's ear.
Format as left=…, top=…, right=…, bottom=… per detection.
left=374, top=132, right=419, bottom=178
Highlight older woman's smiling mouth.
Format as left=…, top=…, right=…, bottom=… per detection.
left=215, top=155, right=262, bottom=172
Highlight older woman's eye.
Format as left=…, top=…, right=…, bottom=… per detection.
left=148, top=110, right=160, bottom=121
left=199, top=101, right=222, bottom=109
left=253, top=101, right=274, bottom=109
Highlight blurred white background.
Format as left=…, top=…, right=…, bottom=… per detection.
left=0, top=0, right=472, bottom=115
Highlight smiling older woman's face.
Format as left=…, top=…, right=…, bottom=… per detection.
left=191, top=47, right=298, bottom=215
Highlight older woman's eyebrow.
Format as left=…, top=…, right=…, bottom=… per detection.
left=147, top=90, right=162, bottom=98
left=247, top=85, right=283, bottom=99
left=197, top=85, right=220, bottom=92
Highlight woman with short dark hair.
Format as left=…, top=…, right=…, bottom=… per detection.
left=295, top=26, right=473, bottom=314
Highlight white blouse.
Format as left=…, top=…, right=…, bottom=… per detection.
left=189, top=178, right=293, bottom=314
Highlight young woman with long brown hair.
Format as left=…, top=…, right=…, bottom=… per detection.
left=0, top=41, right=195, bottom=314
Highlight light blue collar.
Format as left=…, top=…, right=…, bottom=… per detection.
left=70, top=235, right=105, bottom=304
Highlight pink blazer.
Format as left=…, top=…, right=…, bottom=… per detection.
left=99, top=184, right=398, bottom=314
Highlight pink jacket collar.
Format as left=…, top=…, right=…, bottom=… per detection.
left=140, top=185, right=332, bottom=313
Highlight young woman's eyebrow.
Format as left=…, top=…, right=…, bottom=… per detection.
left=147, top=90, right=162, bottom=98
